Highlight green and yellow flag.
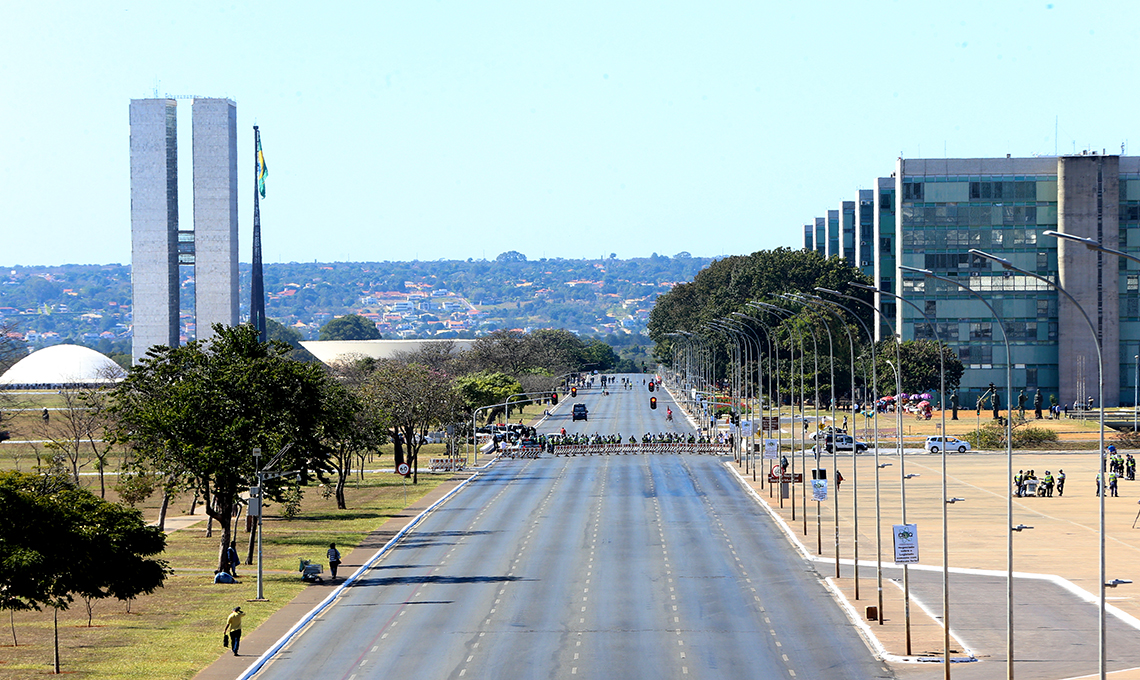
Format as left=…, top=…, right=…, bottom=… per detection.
left=256, top=135, right=268, bottom=198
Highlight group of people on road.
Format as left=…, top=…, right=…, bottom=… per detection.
left=1013, top=469, right=1064, bottom=498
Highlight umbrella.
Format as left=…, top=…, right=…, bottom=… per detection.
left=917, top=400, right=931, bottom=408
left=921, top=393, right=932, bottom=400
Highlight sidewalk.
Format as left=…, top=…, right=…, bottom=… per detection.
left=192, top=469, right=476, bottom=680
left=729, top=451, right=1140, bottom=678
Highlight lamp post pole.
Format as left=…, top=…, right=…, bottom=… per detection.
left=814, top=290, right=884, bottom=624
left=737, top=313, right=781, bottom=491
left=967, top=247, right=1108, bottom=680
left=856, top=281, right=953, bottom=676
left=901, top=264, right=1015, bottom=679
left=808, top=296, right=860, bottom=592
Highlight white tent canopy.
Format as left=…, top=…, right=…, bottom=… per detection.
left=0, top=344, right=125, bottom=387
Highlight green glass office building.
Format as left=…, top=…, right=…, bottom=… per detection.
left=804, top=154, right=1140, bottom=408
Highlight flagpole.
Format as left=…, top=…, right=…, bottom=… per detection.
left=251, top=126, right=266, bottom=343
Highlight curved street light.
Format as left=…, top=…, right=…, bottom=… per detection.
left=900, top=263, right=1015, bottom=679
left=969, top=246, right=1108, bottom=680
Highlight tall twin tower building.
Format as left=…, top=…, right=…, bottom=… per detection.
left=129, top=98, right=239, bottom=364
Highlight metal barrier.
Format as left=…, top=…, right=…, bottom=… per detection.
left=428, top=458, right=467, bottom=471
left=549, top=443, right=730, bottom=456
left=498, top=448, right=543, bottom=460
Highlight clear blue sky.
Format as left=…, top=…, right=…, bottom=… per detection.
left=1, top=1, right=1134, bottom=266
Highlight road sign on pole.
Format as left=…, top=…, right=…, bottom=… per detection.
left=893, top=523, right=919, bottom=564
left=397, top=463, right=410, bottom=476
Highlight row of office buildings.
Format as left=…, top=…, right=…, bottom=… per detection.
left=805, top=153, right=1139, bottom=408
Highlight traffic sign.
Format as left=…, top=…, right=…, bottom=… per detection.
left=397, top=463, right=410, bottom=476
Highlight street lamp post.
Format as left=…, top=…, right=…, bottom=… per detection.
left=854, top=280, right=954, bottom=677
left=736, top=313, right=781, bottom=490
left=792, top=294, right=844, bottom=577
left=967, top=247, right=1108, bottom=680
left=814, top=289, right=885, bottom=624
left=900, top=264, right=1016, bottom=679
left=806, top=295, right=861, bottom=592
left=251, top=444, right=299, bottom=602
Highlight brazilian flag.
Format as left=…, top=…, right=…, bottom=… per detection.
left=256, top=136, right=268, bottom=198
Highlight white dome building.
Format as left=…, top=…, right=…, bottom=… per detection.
left=0, top=344, right=126, bottom=388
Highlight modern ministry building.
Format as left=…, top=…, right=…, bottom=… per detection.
left=805, top=153, right=1140, bottom=409
left=129, top=98, right=239, bottom=364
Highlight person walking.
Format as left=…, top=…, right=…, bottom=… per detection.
left=223, top=606, right=244, bottom=656
left=327, top=543, right=342, bottom=580
left=1110, top=471, right=1120, bottom=498
left=1057, top=469, right=1066, bottom=497
left=226, top=541, right=240, bottom=577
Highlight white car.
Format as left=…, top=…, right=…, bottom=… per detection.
left=925, top=436, right=971, bottom=453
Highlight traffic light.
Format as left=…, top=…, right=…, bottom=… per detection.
left=648, top=381, right=655, bottom=392
left=551, top=392, right=559, bottom=405
left=650, top=397, right=657, bottom=409
left=571, top=387, right=577, bottom=397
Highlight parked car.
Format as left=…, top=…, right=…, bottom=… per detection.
left=821, top=434, right=867, bottom=452
left=925, top=436, right=970, bottom=453
left=572, top=403, right=589, bottom=422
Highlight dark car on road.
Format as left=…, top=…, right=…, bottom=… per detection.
left=572, top=404, right=588, bottom=421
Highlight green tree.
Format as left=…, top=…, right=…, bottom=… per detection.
left=268, top=318, right=319, bottom=362
left=319, top=314, right=381, bottom=341
left=867, top=338, right=965, bottom=397
left=0, top=471, right=169, bottom=668
left=108, top=324, right=332, bottom=572
left=454, top=371, right=523, bottom=423
left=318, top=376, right=386, bottom=509
left=359, top=361, right=461, bottom=483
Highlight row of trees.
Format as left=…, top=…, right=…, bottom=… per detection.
left=104, top=325, right=615, bottom=574
left=648, top=248, right=964, bottom=401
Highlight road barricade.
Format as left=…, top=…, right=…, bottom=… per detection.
left=429, top=458, right=467, bottom=471
left=550, top=443, right=729, bottom=457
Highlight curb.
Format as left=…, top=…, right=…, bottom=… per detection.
left=233, top=459, right=497, bottom=680
left=723, top=462, right=977, bottom=664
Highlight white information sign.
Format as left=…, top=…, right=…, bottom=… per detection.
left=740, top=419, right=753, bottom=437
left=812, top=479, right=828, bottom=501
left=893, top=523, right=919, bottom=564
left=763, top=439, right=779, bottom=460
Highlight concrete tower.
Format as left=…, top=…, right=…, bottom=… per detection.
left=129, top=99, right=180, bottom=364
left=192, top=98, right=239, bottom=342
left=1058, top=154, right=1121, bottom=407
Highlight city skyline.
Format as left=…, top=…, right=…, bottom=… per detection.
left=4, top=2, right=1140, bottom=265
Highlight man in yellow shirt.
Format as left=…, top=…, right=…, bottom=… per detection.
left=223, top=607, right=244, bottom=656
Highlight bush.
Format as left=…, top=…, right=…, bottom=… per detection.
left=964, top=422, right=1058, bottom=449
left=114, top=472, right=157, bottom=507
left=1012, top=426, right=1058, bottom=447
left=963, top=422, right=1004, bottom=450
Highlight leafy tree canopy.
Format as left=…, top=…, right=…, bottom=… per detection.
left=108, top=324, right=333, bottom=570
left=319, top=314, right=381, bottom=341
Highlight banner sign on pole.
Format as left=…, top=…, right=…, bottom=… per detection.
left=763, top=439, right=779, bottom=460
left=893, top=523, right=919, bottom=564
left=812, top=479, right=828, bottom=501
left=741, top=419, right=753, bottom=437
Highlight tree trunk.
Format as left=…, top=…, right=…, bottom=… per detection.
left=206, top=515, right=213, bottom=538
left=53, top=608, right=60, bottom=674
left=9, top=608, right=16, bottom=646
left=157, top=491, right=171, bottom=532
left=335, top=475, right=347, bottom=509
left=97, top=459, right=105, bottom=499
left=246, top=519, right=257, bottom=565
left=209, top=501, right=233, bottom=573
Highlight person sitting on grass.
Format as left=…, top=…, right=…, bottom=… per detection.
left=214, top=569, right=238, bottom=584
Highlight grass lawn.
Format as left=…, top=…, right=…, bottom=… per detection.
left=0, top=470, right=449, bottom=679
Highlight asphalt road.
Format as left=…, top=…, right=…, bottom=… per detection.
left=252, top=375, right=890, bottom=679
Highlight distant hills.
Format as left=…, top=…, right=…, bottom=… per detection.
left=0, top=252, right=713, bottom=359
